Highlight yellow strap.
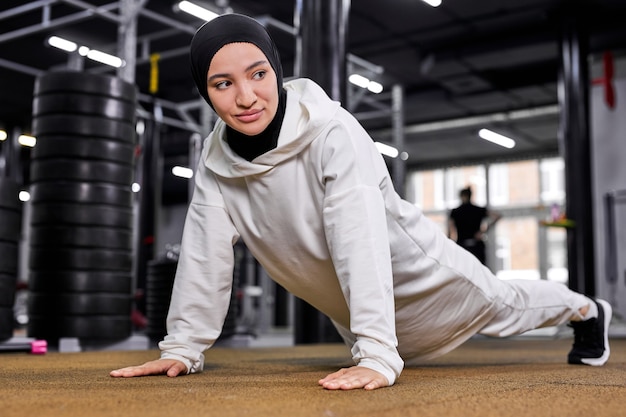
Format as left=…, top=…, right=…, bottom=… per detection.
left=149, top=53, right=160, bottom=94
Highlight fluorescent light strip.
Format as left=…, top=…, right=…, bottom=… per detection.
left=478, top=128, right=516, bottom=149
left=349, top=74, right=369, bottom=88
left=375, top=141, right=399, bottom=158
left=48, top=36, right=77, bottom=52
left=349, top=74, right=383, bottom=94
left=177, top=1, right=219, bottom=21
left=47, top=36, right=124, bottom=68
left=172, top=166, right=194, bottom=179
left=368, top=81, right=383, bottom=94
left=18, top=134, right=36, bottom=147
left=86, top=49, right=124, bottom=68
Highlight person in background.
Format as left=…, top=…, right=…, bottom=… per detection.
left=448, top=186, right=502, bottom=265
left=110, top=13, right=611, bottom=391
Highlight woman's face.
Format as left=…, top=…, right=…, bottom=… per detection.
left=206, top=42, right=279, bottom=136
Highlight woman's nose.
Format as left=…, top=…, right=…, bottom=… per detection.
left=236, top=82, right=257, bottom=107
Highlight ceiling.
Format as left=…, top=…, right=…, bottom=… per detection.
left=1, top=0, right=626, bottom=174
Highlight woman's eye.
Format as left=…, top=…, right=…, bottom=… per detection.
left=215, top=80, right=231, bottom=89
left=253, top=70, right=267, bottom=80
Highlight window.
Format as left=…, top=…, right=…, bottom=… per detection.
left=540, top=158, right=565, bottom=204
left=495, top=216, right=540, bottom=280
left=445, top=165, right=486, bottom=207
left=404, top=156, right=567, bottom=285
left=546, top=227, right=568, bottom=284
left=488, top=163, right=508, bottom=206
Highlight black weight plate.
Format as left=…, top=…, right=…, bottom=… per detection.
left=146, top=280, right=176, bottom=292
left=27, top=315, right=131, bottom=340
left=0, top=178, right=20, bottom=210
left=145, top=325, right=167, bottom=335
left=29, top=182, right=132, bottom=207
left=33, top=115, right=135, bottom=142
left=32, top=136, right=135, bottom=164
left=0, top=274, right=17, bottom=306
left=33, top=93, right=136, bottom=122
left=30, top=159, right=134, bottom=185
left=34, top=71, right=136, bottom=102
left=0, top=306, right=14, bottom=341
left=145, top=315, right=168, bottom=325
left=147, top=270, right=178, bottom=279
left=147, top=263, right=178, bottom=274
left=145, top=327, right=167, bottom=341
left=147, top=260, right=178, bottom=268
left=28, top=292, right=131, bottom=315
left=28, top=270, right=131, bottom=293
left=30, top=225, right=132, bottom=250
left=29, top=203, right=133, bottom=228
left=29, top=247, right=132, bottom=271
left=0, top=242, right=17, bottom=274
left=0, top=209, right=21, bottom=242
left=145, top=295, right=174, bottom=306
left=145, top=313, right=168, bottom=320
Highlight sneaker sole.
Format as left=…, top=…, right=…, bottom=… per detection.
left=581, top=299, right=612, bottom=366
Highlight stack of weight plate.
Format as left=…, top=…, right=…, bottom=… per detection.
left=0, top=178, right=21, bottom=341
left=27, top=71, right=137, bottom=344
left=145, top=257, right=238, bottom=343
left=145, top=259, right=177, bottom=343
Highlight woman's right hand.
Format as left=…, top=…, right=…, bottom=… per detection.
left=110, top=359, right=188, bottom=378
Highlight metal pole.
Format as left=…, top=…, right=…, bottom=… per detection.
left=293, top=0, right=350, bottom=344
left=295, top=0, right=350, bottom=102
left=117, top=0, right=144, bottom=83
left=391, top=84, right=405, bottom=197
left=557, top=4, right=596, bottom=296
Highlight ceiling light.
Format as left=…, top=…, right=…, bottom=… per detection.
left=85, top=49, right=124, bottom=68
left=421, top=0, right=442, bottom=7
left=367, top=80, right=383, bottom=94
left=478, top=128, right=516, bottom=149
left=19, top=191, right=30, bottom=202
left=375, top=142, right=399, bottom=158
left=176, top=1, right=219, bottom=21
left=48, top=36, right=77, bottom=52
left=18, top=134, right=36, bottom=147
left=349, top=74, right=384, bottom=94
left=48, top=35, right=124, bottom=68
left=172, top=166, right=194, bottom=179
left=349, top=74, right=369, bottom=88
left=0, top=130, right=7, bottom=141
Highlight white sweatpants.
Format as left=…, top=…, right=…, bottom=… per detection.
left=478, top=277, right=590, bottom=337
left=390, top=214, right=591, bottom=362
left=332, top=207, right=591, bottom=363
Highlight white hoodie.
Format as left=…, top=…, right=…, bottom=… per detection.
left=159, top=78, right=499, bottom=385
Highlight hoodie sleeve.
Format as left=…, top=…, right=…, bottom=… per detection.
left=158, top=142, right=240, bottom=373
left=319, top=113, right=404, bottom=385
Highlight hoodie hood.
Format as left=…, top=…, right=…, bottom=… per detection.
left=204, top=78, right=341, bottom=178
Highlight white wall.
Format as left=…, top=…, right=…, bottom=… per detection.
left=590, top=55, right=626, bottom=320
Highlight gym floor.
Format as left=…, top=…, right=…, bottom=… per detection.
left=1, top=335, right=624, bottom=417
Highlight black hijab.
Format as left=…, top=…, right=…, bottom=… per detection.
left=189, top=13, right=287, bottom=161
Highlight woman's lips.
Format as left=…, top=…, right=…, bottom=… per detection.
left=236, top=109, right=263, bottom=123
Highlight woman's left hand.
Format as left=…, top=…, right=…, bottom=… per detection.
left=318, top=366, right=389, bottom=391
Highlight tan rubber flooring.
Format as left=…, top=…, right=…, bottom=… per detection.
left=1, top=337, right=624, bottom=417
